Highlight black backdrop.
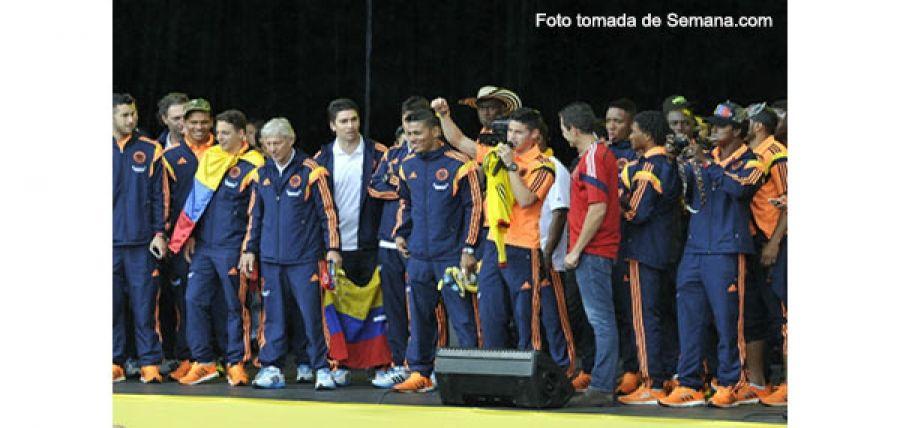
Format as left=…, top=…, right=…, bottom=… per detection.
left=114, top=0, right=786, bottom=165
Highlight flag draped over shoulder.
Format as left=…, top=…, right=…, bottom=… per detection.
left=482, top=150, right=514, bottom=267
left=323, top=266, right=392, bottom=369
left=168, top=144, right=264, bottom=253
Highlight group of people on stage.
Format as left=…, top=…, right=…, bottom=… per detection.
left=112, top=85, right=787, bottom=408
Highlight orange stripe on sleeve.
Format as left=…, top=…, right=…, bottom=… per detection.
left=241, top=188, right=257, bottom=252
left=465, top=170, right=482, bottom=246
left=317, top=179, right=341, bottom=249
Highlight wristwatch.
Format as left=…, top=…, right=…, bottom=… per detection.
left=462, top=246, right=475, bottom=255
left=506, top=162, right=519, bottom=172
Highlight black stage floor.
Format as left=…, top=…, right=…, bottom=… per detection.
left=114, top=369, right=787, bottom=425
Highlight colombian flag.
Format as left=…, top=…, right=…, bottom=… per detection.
left=323, top=266, right=392, bottom=369
left=168, top=144, right=264, bottom=254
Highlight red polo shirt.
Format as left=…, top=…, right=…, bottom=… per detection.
left=568, top=142, right=620, bottom=259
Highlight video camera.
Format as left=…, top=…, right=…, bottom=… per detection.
left=477, top=119, right=511, bottom=147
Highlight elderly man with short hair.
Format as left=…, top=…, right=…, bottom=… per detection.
left=239, top=118, right=343, bottom=390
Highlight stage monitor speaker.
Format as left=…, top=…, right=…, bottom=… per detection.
left=434, top=348, right=574, bottom=408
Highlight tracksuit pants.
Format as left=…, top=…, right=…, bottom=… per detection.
left=159, top=252, right=191, bottom=361
left=185, top=248, right=250, bottom=365
left=406, top=257, right=477, bottom=376
left=675, top=253, right=748, bottom=389
left=478, top=244, right=541, bottom=350
left=258, top=261, right=328, bottom=371
left=542, top=270, right=574, bottom=373
left=614, top=260, right=668, bottom=388
left=113, top=245, right=162, bottom=366
left=378, top=246, right=409, bottom=366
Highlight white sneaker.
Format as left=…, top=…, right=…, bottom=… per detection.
left=252, top=366, right=285, bottom=389
left=331, top=368, right=351, bottom=387
left=296, top=364, right=314, bottom=383
left=315, top=368, right=336, bottom=390
left=371, top=366, right=410, bottom=388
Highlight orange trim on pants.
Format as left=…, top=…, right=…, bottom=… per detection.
left=238, top=272, right=252, bottom=364
left=530, top=249, right=542, bottom=351
left=628, top=259, right=651, bottom=387
left=435, top=301, right=448, bottom=348
left=736, top=254, right=748, bottom=387
left=549, top=269, right=576, bottom=377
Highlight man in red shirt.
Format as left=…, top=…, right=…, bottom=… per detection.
left=559, top=102, right=621, bottom=407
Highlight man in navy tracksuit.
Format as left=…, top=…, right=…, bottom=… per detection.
left=240, top=117, right=343, bottom=390
left=391, top=109, right=481, bottom=393
left=176, top=110, right=264, bottom=387
left=659, top=101, right=764, bottom=408
left=314, top=99, right=387, bottom=287
left=614, top=111, right=682, bottom=405
left=367, top=101, right=426, bottom=388
left=160, top=98, right=224, bottom=381
left=112, top=93, right=169, bottom=383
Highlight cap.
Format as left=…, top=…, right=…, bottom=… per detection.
left=183, top=98, right=212, bottom=117
left=662, top=95, right=692, bottom=114
left=474, top=85, right=522, bottom=113
left=705, top=101, right=746, bottom=127
left=746, top=102, right=777, bottom=122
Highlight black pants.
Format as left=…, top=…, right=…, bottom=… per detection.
left=563, top=269, right=596, bottom=373
left=341, top=248, right=378, bottom=286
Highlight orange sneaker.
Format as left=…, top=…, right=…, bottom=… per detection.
left=616, top=371, right=641, bottom=395
left=113, top=364, right=125, bottom=383
left=391, top=371, right=434, bottom=393
left=617, top=386, right=666, bottom=405
left=658, top=386, right=706, bottom=407
left=178, top=362, right=219, bottom=385
left=168, top=359, right=191, bottom=381
left=139, top=365, right=163, bottom=384
left=571, top=371, right=591, bottom=392
left=734, top=383, right=772, bottom=405
left=760, top=383, right=787, bottom=407
left=226, top=363, right=250, bottom=387
left=708, top=385, right=738, bottom=408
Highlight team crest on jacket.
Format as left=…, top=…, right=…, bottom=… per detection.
left=409, top=171, right=418, bottom=180
left=133, top=151, right=146, bottom=164
left=435, top=168, right=449, bottom=181
left=177, top=157, right=188, bottom=165
left=262, top=178, right=271, bottom=186
left=289, top=174, right=303, bottom=188
left=228, top=166, right=242, bottom=178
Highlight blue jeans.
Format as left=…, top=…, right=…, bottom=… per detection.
left=574, top=253, right=618, bottom=392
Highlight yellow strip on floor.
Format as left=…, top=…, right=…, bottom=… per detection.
left=113, top=394, right=784, bottom=428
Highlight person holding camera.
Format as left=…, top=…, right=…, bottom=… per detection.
left=658, top=101, right=764, bottom=408
left=433, top=102, right=555, bottom=353
left=430, top=85, right=521, bottom=160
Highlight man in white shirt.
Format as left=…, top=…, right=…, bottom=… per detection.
left=314, top=98, right=389, bottom=287
left=313, top=98, right=389, bottom=385
left=535, top=126, right=578, bottom=378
